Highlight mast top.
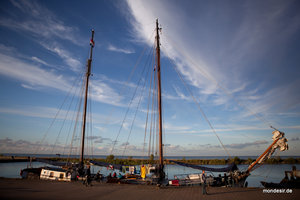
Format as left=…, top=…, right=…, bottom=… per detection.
left=90, top=29, right=95, bottom=48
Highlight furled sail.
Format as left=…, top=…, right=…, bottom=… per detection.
left=258, top=130, right=288, bottom=164
left=169, top=160, right=238, bottom=172
left=246, top=130, right=289, bottom=173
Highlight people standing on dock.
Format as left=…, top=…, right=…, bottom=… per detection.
left=84, top=165, right=91, bottom=186
left=201, top=170, right=208, bottom=195
left=141, top=165, right=146, bottom=180
left=224, top=173, right=228, bottom=187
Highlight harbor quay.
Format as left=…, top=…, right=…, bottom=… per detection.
left=0, top=178, right=299, bottom=200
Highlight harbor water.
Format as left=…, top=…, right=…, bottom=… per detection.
left=0, top=161, right=299, bottom=187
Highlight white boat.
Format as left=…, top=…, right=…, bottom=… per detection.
left=40, top=167, right=73, bottom=182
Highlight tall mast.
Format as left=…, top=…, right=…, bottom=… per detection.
left=155, top=19, right=164, bottom=180
left=80, top=29, right=95, bottom=166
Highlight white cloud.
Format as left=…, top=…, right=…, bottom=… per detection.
left=40, top=42, right=81, bottom=72
left=125, top=0, right=300, bottom=129
left=0, top=45, right=126, bottom=107
left=172, top=86, right=192, bottom=101
left=127, top=0, right=298, bottom=111
left=30, top=56, right=64, bottom=70
left=90, top=80, right=124, bottom=106
left=0, top=1, right=84, bottom=72
left=31, top=56, right=48, bottom=66
left=107, top=44, right=135, bottom=54
left=0, top=0, right=83, bottom=46
left=0, top=52, right=71, bottom=91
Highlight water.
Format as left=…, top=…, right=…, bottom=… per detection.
left=0, top=162, right=52, bottom=178
left=0, top=161, right=299, bottom=187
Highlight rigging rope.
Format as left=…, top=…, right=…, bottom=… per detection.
left=153, top=74, right=158, bottom=157
left=33, top=67, right=85, bottom=155
left=62, top=72, right=85, bottom=156
left=50, top=74, right=85, bottom=155
left=110, top=42, right=155, bottom=154
left=67, top=73, right=86, bottom=161
left=99, top=30, right=156, bottom=139
left=88, top=83, right=94, bottom=159
left=149, top=71, right=157, bottom=156
left=122, top=59, right=152, bottom=156
left=162, top=45, right=231, bottom=158
left=142, top=44, right=156, bottom=160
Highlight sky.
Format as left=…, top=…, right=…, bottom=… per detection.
left=0, top=0, right=299, bottom=157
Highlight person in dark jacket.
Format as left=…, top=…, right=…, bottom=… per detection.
left=85, top=165, right=91, bottom=186
left=201, top=170, right=208, bottom=195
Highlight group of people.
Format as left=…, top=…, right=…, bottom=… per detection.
left=82, top=164, right=209, bottom=195
left=107, top=172, right=123, bottom=179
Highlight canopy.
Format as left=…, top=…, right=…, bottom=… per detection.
left=169, top=160, right=238, bottom=172
left=89, top=160, right=123, bottom=171
left=36, top=158, right=73, bottom=167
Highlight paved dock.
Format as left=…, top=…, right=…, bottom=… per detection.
left=0, top=178, right=299, bottom=200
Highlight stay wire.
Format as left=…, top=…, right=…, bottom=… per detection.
left=162, top=45, right=231, bottom=158
left=121, top=42, right=155, bottom=156
left=33, top=67, right=85, bottom=155
left=88, top=83, right=94, bottom=159
left=110, top=43, right=155, bottom=154
left=142, top=46, right=155, bottom=160
left=62, top=73, right=85, bottom=156
left=50, top=71, right=84, bottom=155
left=100, top=29, right=155, bottom=135
left=122, top=56, right=152, bottom=156
left=67, top=74, right=86, bottom=161
left=153, top=77, right=158, bottom=156
left=149, top=69, right=157, bottom=156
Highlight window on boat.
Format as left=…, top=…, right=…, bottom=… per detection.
left=60, top=173, right=64, bottom=179
left=49, top=172, right=54, bottom=177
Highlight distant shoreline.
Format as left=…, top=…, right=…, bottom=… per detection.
left=1, top=155, right=299, bottom=165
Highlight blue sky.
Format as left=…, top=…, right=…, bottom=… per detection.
left=0, top=0, right=299, bottom=157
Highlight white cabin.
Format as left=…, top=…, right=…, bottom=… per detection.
left=40, top=167, right=71, bottom=182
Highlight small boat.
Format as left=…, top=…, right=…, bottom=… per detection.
left=261, top=166, right=300, bottom=188
left=20, top=167, right=42, bottom=179
left=40, top=167, right=73, bottom=182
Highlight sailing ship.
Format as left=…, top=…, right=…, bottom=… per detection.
left=89, top=19, right=289, bottom=187
left=21, top=20, right=290, bottom=187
